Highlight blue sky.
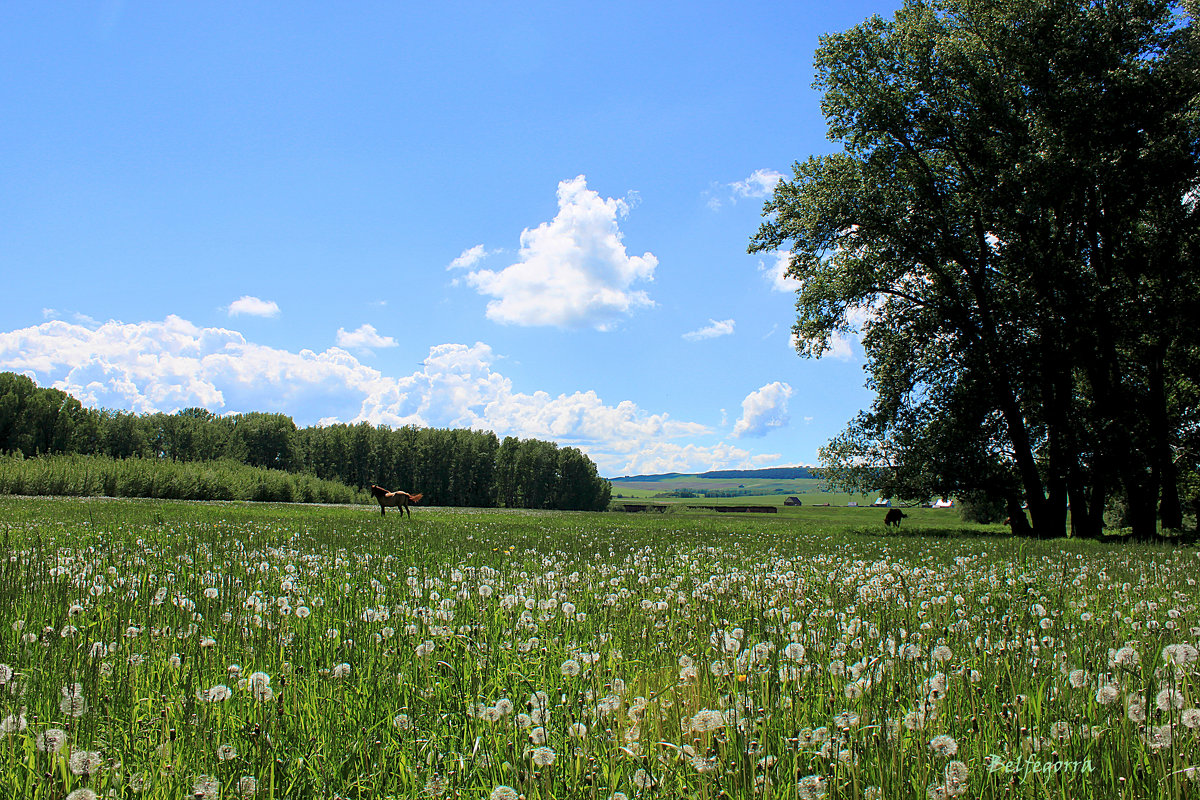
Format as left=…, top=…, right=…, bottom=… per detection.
left=1, top=1, right=900, bottom=477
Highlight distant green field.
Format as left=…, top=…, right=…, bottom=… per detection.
left=610, top=474, right=833, bottom=495
left=608, top=474, right=883, bottom=507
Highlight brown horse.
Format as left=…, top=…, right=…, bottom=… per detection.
left=370, top=485, right=424, bottom=518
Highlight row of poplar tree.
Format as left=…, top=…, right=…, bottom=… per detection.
left=0, top=372, right=612, bottom=511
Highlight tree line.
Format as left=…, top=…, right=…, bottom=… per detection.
left=0, top=372, right=612, bottom=511
left=752, top=0, right=1200, bottom=539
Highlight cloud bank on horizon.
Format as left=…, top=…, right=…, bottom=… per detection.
left=0, top=313, right=788, bottom=477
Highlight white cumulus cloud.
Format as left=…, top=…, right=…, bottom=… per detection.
left=682, top=319, right=735, bottom=341
left=732, top=381, right=794, bottom=438
left=730, top=168, right=784, bottom=200
left=759, top=250, right=800, bottom=293
left=226, top=296, right=280, bottom=318
left=447, top=244, right=490, bottom=270
left=459, top=175, right=657, bottom=330
left=335, top=324, right=398, bottom=351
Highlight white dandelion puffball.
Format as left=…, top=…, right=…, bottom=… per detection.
left=531, top=745, right=556, bottom=767
left=68, top=749, right=104, bottom=776
left=0, top=712, right=27, bottom=734
left=192, top=775, right=219, bottom=800
left=1163, top=643, right=1199, bottom=665
left=59, top=694, right=87, bottom=717
left=691, top=709, right=725, bottom=733
left=205, top=684, right=232, bottom=702
left=1112, top=645, right=1140, bottom=667
left=35, top=727, right=68, bottom=753
left=1157, top=688, right=1185, bottom=712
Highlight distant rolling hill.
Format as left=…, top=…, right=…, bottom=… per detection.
left=608, top=466, right=818, bottom=483
left=608, top=467, right=840, bottom=500
left=606, top=467, right=884, bottom=506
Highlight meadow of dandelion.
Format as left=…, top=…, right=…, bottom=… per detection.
left=0, top=496, right=1197, bottom=800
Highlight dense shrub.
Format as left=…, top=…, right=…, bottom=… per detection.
left=0, top=453, right=368, bottom=505
left=956, top=490, right=1008, bottom=524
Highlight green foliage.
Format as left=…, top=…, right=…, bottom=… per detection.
left=0, top=453, right=367, bottom=504
left=0, top=372, right=98, bottom=456
left=751, top=0, right=1200, bottom=540
left=956, top=489, right=1008, bottom=525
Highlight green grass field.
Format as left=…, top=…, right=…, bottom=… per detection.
left=610, top=475, right=832, bottom=495
left=608, top=475, right=883, bottom=507
left=0, top=496, right=1195, bottom=799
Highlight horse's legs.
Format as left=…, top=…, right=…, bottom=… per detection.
left=379, top=502, right=386, bottom=517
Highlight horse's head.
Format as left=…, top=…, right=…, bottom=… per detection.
left=370, top=485, right=385, bottom=498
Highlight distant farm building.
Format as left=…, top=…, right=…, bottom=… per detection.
left=784, top=497, right=802, bottom=506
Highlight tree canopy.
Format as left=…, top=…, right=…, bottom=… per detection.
left=751, top=0, right=1200, bottom=539
left=0, top=372, right=611, bottom=512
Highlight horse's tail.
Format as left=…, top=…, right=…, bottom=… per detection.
left=409, top=493, right=423, bottom=504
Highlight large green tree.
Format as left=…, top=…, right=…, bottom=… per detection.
left=751, top=0, right=1200, bottom=539
left=0, top=373, right=99, bottom=456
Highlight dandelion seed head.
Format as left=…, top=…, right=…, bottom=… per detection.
left=1157, top=688, right=1185, bottom=712
left=35, top=727, right=68, bottom=753
left=68, top=749, right=104, bottom=776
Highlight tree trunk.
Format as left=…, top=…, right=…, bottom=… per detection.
left=1005, top=495, right=1032, bottom=536
left=1160, top=459, right=1183, bottom=530
left=1123, top=468, right=1160, bottom=541
left=1148, top=351, right=1184, bottom=530
left=1068, top=466, right=1106, bottom=539
left=993, top=388, right=1057, bottom=538
left=1042, top=478, right=1069, bottom=539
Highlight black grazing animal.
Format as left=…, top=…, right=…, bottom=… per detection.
left=370, top=485, right=424, bottom=519
left=884, top=508, right=908, bottom=528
